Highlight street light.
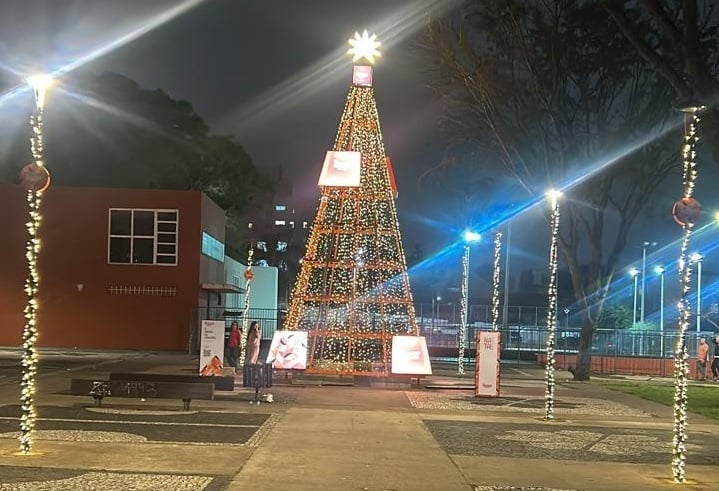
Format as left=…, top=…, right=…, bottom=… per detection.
left=563, top=308, right=570, bottom=330
left=544, top=188, right=562, bottom=421
left=690, top=252, right=703, bottom=332
left=459, top=230, right=481, bottom=375
left=629, top=267, right=640, bottom=326
left=654, top=265, right=665, bottom=356
left=640, top=241, right=658, bottom=323
left=19, top=73, right=53, bottom=455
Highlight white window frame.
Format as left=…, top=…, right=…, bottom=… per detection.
left=108, top=208, right=179, bottom=266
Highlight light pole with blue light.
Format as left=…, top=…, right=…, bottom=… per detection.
left=459, top=229, right=481, bottom=375
left=629, top=267, right=640, bottom=326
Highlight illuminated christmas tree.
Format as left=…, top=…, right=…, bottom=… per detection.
left=285, top=31, right=418, bottom=375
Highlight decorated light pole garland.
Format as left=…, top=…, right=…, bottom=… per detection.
left=19, top=75, right=53, bottom=455
left=670, top=105, right=703, bottom=483
left=491, top=231, right=503, bottom=332
left=544, top=190, right=561, bottom=421
left=458, top=243, right=469, bottom=375
left=239, top=246, right=254, bottom=367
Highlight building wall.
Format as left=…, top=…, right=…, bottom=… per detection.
left=0, top=184, right=204, bottom=350
left=225, top=255, right=278, bottom=339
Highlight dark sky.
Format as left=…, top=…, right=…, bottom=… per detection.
left=0, top=0, right=472, bottom=250
left=2, top=0, right=717, bottom=307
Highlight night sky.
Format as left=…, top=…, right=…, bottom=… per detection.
left=0, top=0, right=472, bottom=250
left=1, top=0, right=718, bottom=306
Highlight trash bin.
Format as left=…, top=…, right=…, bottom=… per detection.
left=243, top=363, right=273, bottom=403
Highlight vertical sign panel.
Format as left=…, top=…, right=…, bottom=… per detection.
left=199, top=320, right=225, bottom=376
left=475, top=331, right=501, bottom=397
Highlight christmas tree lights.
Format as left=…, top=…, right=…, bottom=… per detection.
left=544, top=189, right=561, bottom=421
left=284, top=33, right=418, bottom=375
left=671, top=106, right=703, bottom=483
left=20, top=74, right=52, bottom=454
left=491, top=231, right=503, bottom=332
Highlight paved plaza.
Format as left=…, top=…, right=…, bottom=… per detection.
left=0, top=350, right=716, bottom=490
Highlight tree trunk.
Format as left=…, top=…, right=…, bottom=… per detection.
left=573, top=319, right=595, bottom=381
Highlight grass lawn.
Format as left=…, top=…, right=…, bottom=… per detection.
left=598, top=381, right=719, bottom=421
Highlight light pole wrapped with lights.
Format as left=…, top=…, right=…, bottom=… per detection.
left=669, top=105, right=704, bottom=483
left=491, top=231, right=503, bottom=332
left=459, top=230, right=480, bottom=375
left=544, top=189, right=561, bottom=420
left=19, top=74, right=53, bottom=455
left=239, top=246, right=254, bottom=366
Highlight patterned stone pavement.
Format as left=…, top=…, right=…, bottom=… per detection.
left=0, top=405, right=271, bottom=445
left=406, top=390, right=649, bottom=417
left=0, top=404, right=278, bottom=490
left=424, top=419, right=718, bottom=465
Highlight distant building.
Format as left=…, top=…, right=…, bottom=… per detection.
left=0, top=184, right=244, bottom=351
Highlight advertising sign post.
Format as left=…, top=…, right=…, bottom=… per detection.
left=199, top=320, right=225, bottom=376
left=475, top=331, right=501, bottom=397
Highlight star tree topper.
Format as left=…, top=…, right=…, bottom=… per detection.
left=348, top=30, right=381, bottom=64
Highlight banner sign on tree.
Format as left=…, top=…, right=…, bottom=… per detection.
left=318, top=151, right=362, bottom=187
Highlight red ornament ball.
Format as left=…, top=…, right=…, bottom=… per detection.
left=672, top=197, right=702, bottom=226
left=19, top=162, right=51, bottom=192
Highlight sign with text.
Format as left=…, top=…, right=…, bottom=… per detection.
left=475, top=331, right=501, bottom=397
left=391, top=336, right=432, bottom=375
left=318, top=151, right=362, bottom=188
left=353, top=65, right=373, bottom=86
left=199, top=320, right=225, bottom=376
left=266, top=331, right=308, bottom=369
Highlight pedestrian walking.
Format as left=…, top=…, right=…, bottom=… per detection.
left=226, top=321, right=241, bottom=373
left=696, top=337, right=709, bottom=380
left=712, top=336, right=719, bottom=382
left=246, top=321, right=261, bottom=365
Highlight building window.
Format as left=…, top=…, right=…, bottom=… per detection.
left=201, top=232, right=225, bottom=262
left=108, top=209, right=178, bottom=265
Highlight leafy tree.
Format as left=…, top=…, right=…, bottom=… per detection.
left=0, top=71, right=271, bottom=255
left=423, top=0, right=678, bottom=379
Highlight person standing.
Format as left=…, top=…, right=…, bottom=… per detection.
left=712, top=336, right=719, bottom=382
left=696, top=337, right=709, bottom=381
left=245, top=321, right=261, bottom=365
left=226, top=321, right=241, bottom=373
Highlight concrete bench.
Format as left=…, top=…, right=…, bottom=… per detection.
left=109, top=372, right=235, bottom=391
left=70, top=378, right=215, bottom=410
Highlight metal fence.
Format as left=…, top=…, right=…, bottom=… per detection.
left=189, top=302, right=717, bottom=362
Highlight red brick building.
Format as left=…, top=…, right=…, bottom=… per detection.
left=0, top=184, right=231, bottom=350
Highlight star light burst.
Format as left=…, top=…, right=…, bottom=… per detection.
left=348, top=30, right=382, bottom=64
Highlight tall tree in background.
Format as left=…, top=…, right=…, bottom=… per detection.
left=0, top=71, right=270, bottom=257
left=424, top=0, right=678, bottom=379
left=604, top=0, right=719, bottom=162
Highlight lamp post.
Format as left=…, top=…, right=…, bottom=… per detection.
left=431, top=295, right=441, bottom=334
left=690, top=252, right=703, bottom=332
left=564, top=308, right=570, bottom=330
left=544, top=189, right=561, bottom=421
left=19, top=74, right=53, bottom=455
left=459, top=230, right=481, bottom=375
left=629, top=267, right=640, bottom=326
left=640, top=241, right=658, bottom=323
left=655, top=265, right=665, bottom=356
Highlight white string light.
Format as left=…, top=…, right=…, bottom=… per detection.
left=459, top=243, right=469, bottom=375
left=239, top=246, right=254, bottom=367
left=20, top=75, right=52, bottom=454
left=491, top=231, right=503, bottom=332
left=672, top=105, right=703, bottom=483
left=544, top=189, right=561, bottom=420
